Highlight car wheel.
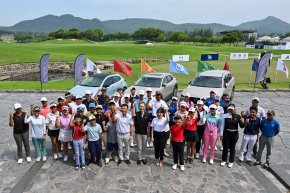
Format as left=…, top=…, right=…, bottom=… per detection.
left=230, top=86, right=235, bottom=101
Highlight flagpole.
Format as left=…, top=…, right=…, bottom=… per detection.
left=274, top=69, right=278, bottom=83
left=249, top=70, right=252, bottom=85
left=141, top=58, right=142, bottom=77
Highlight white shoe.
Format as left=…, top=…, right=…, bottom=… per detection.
left=220, top=161, right=226, bottom=166
left=36, top=157, right=41, bottom=162
left=215, top=146, right=218, bottom=151
left=228, top=162, right=233, bottom=168
left=164, top=150, right=169, bottom=157
left=130, top=141, right=134, bottom=147
left=209, top=159, right=214, bottom=165
left=17, top=158, right=23, bottom=164
left=149, top=141, right=153, bottom=147
left=166, top=140, right=170, bottom=145
left=54, top=153, right=58, bottom=160
left=147, top=141, right=150, bottom=148
left=26, top=157, right=31, bottom=163
left=68, top=144, right=72, bottom=150
left=114, top=156, right=119, bottom=163
left=105, top=158, right=110, bottom=164
left=57, top=153, right=63, bottom=158
left=172, top=164, right=177, bottom=170
left=195, top=153, right=200, bottom=159
left=102, top=146, right=106, bottom=150
left=42, top=156, right=47, bottom=162
left=180, top=165, right=185, bottom=171
left=220, top=146, right=223, bottom=151
left=64, top=155, right=68, bottom=162
left=202, top=158, right=207, bottom=163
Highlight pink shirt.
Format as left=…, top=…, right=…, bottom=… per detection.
left=40, top=106, right=50, bottom=117
left=59, top=114, right=71, bottom=130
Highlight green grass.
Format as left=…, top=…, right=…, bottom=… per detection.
left=0, top=40, right=289, bottom=90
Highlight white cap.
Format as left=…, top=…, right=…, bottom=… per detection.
left=209, top=104, right=217, bottom=109
left=14, top=103, right=22, bottom=109
left=58, top=96, right=65, bottom=100
left=185, top=93, right=191, bottom=97
left=188, top=107, right=195, bottom=112
left=89, top=115, right=96, bottom=121
left=114, top=92, right=120, bottom=97
left=85, top=90, right=92, bottom=95
left=62, top=106, right=69, bottom=111
left=252, top=97, right=260, bottom=102
left=172, top=96, right=178, bottom=101
left=50, top=103, right=57, bottom=108
left=197, top=100, right=204, bottom=105
left=146, top=88, right=152, bottom=92
left=124, top=94, right=130, bottom=98
left=139, top=90, right=145, bottom=95
left=227, top=105, right=235, bottom=110
left=96, top=105, right=103, bottom=109
left=40, top=97, right=48, bottom=102
left=180, top=101, right=187, bottom=107
left=76, top=95, right=82, bottom=99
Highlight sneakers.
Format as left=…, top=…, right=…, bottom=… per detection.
left=215, top=146, right=218, bottom=151
left=130, top=140, right=135, bottom=147
left=81, top=164, right=86, bottom=169
left=202, top=158, right=207, bottom=163
left=228, top=162, right=233, bottom=168
left=68, top=144, right=72, bottom=150
left=57, top=153, right=62, bottom=158
left=64, top=155, right=68, bottom=162
left=220, top=146, right=223, bottom=151
left=42, top=156, right=47, bottom=162
left=124, top=160, right=131, bottom=165
left=254, top=161, right=262, bottom=165
left=17, top=158, right=23, bottom=164
left=36, top=157, right=41, bottom=162
left=180, top=165, right=185, bottom=171
left=195, top=153, right=200, bottom=159
left=220, top=161, right=226, bottom=166
left=172, top=164, right=177, bottom=170
left=164, top=150, right=169, bottom=157
left=114, top=156, right=119, bottom=163
left=117, top=160, right=123, bottom=166
left=26, top=157, right=31, bottom=163
left=209, top=159, right=214, bottom=165
left=147, top=141, right=150, bottom=148
left=105, top=157, right=110, bottom=164
left=75, top=165, right=80, bottom=171
left=142, top=159, right=148, bottom=165
left=137, top=160, right=142, bottom=165
left=54, top=153, right=58, bottom=160
left=149, top=141, right=153, bottom=147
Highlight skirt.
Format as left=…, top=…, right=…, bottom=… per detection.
left=184, top=129, right=198, bottom=142
left=58, top=129, right=73, bottom=142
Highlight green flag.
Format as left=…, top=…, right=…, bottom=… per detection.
left=197, top=60, right=215, bottom=72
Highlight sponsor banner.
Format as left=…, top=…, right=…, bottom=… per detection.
left=230, top=53, right=249, bottom=60
left=200, top=54, right=219, bottom=61
left=172, top=55, right=190, bottom=62
left=281, top=54, right=290, bottom=60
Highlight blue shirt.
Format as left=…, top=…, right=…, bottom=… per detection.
left=84, top=123, right=102, bottom=141
left=169, top=103, right=178, bottom=123
left=260, top=119, right=280, bottom=137
left=205, top=97, right=217, bottom=107
left=135, top=98, right=148, bottom=113
left=243, top=116, right=261, bottom=135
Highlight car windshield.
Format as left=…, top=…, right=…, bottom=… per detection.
left=190, top=76, right=222, bottom=88
left=79, top=76, right=105, bottom=87
left=135, top=77, right=162, bottom=88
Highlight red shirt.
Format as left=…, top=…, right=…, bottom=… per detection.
left=73, top=124, right=85, bottom=140
left=170, top=124, right=185, bottom=142
left=186, top=118, right=198, bottom=131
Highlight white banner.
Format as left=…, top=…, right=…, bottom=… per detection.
left=230, top=53, right=249, bottom=60
left=281, top=54, right=290, bottom=60
left=172, top=55, right=190, bottom=62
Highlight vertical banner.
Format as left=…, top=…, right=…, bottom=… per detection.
left=74, top=54, right=85, bottom=84
left=39, top=54, right=50, bottom=83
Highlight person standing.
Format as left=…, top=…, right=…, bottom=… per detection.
left=145, top=88, right=154, bottom=148
left=56, top=96, right=66, bottom=113
left=39, top=97, right=50, bottom=117
left=82, top=90, right=95, bottom=110
left=205, top=91, right=217, bottom=107
left=111, top=104, right=134, bottom=166
left=168, top=96, right=179, bottom=128
left=75, top=96, right=88, bottom=114
left=132, top=102, right=150, bottom=165
left=255, top=110, right=280, bottom=168
left=97, top=88, right=110, bottom=107
left=151, top=108, right=169, bottom=167
left=183, top=93, right=194, bottom=109
left=25, top=106, right=47, bottom=162
left=220, top=104, right=244, bottom=168
left=104, top=120, right=119, bottom=164
left=202, top=104, right=222, bottom=164
left=9, top=103, right=31, bottom=164
left=195, top=100, right=207, bottom=159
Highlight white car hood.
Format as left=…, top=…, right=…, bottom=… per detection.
left=182, top=85, right=224, bottom=99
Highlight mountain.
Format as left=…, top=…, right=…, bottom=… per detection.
left=0, top=14, right=289, bottom=35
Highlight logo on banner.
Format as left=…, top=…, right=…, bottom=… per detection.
left=176, top=63, right=185, bottom=72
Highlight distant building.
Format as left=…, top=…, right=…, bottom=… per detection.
left=256, top=36, right=280, bottom=43
left=247, top=36, right=290, bottom=50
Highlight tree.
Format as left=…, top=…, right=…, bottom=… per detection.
left=14, top=32, right=33, bottom=43
left=222, top=30, right=243, bottom=46
left=169, top=32, right=189, bottom=43
left=132, top=28, right=164, bottom=41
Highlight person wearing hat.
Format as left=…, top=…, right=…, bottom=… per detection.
left=110, top=92, right=121, bottom=110
left=175, top=101, right=188, bottom=121
left=214, top=98, right=224, bottom=151
left=25, top=106, right=47, bottom=162
left=220, top=104, right=244, bottom=168
left=9, top=103, right=31, bottom=164
left=82, top=90, right=95, bottom=110
left=117, top=87, right=124, bottom=99
left=255, top=110, right=280, bottom=167
left=145, top=88, right=154, bottom=148
left=129, top=87, right=139, bottom=104
left=65, top=92, right=77, bottom=114
left=133, top=90, right=148, bottom=113
left=94, top=104, right=108, bottom=151
left=184, top=107, right=199, bottom=164
left=202, top=104, right=222, bottom=164
left=85, top=103, right=97, bottom=117
left=168, top=96, right=179, bottom=128
left=38, top=97, right=50, bottom=117
left=84, top=115, right=104, bottom=167
left=170, top=114, right=186, bottom=171
left=195, top=100, right=208, bottom=159
left=122, top=94, right=132, bottom=115
left=183, top=93, right=194, bottom=109
left=238, top=106, right=261, bottom=164
left=75, top=96, right=88, bottom=114
left=97, top=88, right=110, bottom=106
left=76, top=106, right=89, bottom=125
left=46, top=103, right=61, bottom=160
left=56, top=96, right=66, bottom=113
left=56, top=106, right=72, bottom=162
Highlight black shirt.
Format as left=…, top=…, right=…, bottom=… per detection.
left=98, top=94, right=110, bottom=105
left=134, top=112, right=150, bottom=135
left=243, top=116, right=260, bottom=135
left=13, top=112, right=29, bottom=134
left=223, top=113, right=243, bottom=131
left=95, top=113, right=108, bottom=132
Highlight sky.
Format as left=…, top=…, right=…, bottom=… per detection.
left=1, top=0, right=290, bottom=26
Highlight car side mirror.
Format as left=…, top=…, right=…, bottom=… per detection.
left=162, top=83, right=167, bottom=87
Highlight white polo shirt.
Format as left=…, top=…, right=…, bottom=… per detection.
left=115, top=112, right=133, bottom=134
left=25, top=115, right=46, bottom=138
left=149, top=98, right=168, bottom=117
left=151, top=117, right=169, bottom=132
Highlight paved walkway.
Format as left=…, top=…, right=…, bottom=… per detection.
left=0, top=92, right=289, bottom=193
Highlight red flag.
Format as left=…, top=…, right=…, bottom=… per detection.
left=114, top=59, right=132, bottom=76
left=223, top=59, right=230, bottom=71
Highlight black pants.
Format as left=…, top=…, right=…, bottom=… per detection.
left=195, top=125, right=205, bottom=153
left=13, top=131, right=30, bottom=158
left=88, top=140, right=102, bottom=163
left=154, top=131, right=167, bottom=161
left=222, top=130, right=239, bottom=163
left=172, top=141, right=185, bottom=165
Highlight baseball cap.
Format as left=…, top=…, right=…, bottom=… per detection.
left=173, top=115, right=182, bottom=120
left=33, top=106, right=40, bottom=112
left=172, top=96, right=178, bottom=101
left=85, top=90, right=92, bottom=95
left=114, top=92, right=120, bottom=97
left=139, top=90, right=145, bottom=95
left=96, top=105, right=103, bottom=109
left=227, top=104, right=235, bottom=110
left=89, top=115, right=96, bottom=121
left=89, top=103, right=96, bottom=108
left=252, top=97, right=260, bottom=102
left=146, top=88, right=152, bottom=92
left=185, top=93, right=191, bottom=97
left=40, top=97, right=48, bottom=102
left=197, top=100, right=204, bottom=105
left=267, top=110, right=275, bottom=116
left=76, top=95, right=82, bottom=99
left=58, top=96, right=65, bottom=100
left=77, top=106, right=84, bottom=111
left=50, top=103, right=57, bottom=108
left=188, top=107, right=195, bottom=112
left=124, top=94, right=130, bottom=98
left=180, top=101, right=187, bottom=107
left=14, top=103, right=22, bottom=109
left=155, top=90, right=162, bottom=95
left=209, top=104, right=217, bottom=109
left=62, top=106, right=69, bottom=111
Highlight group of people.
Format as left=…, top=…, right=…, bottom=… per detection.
left=9, top=87, right=280, bottom=171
